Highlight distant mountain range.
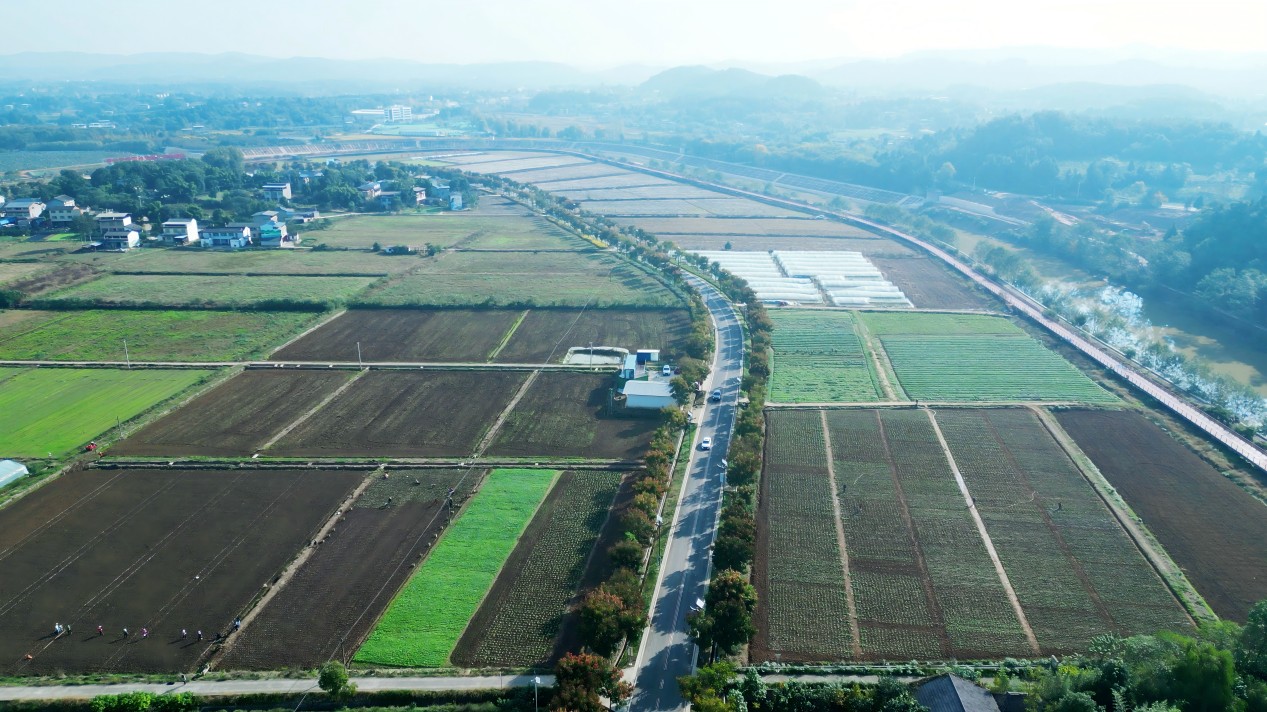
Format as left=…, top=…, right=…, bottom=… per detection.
left=0, top=49, right=1263, bottom=98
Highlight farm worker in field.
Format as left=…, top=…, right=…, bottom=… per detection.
left=196, top=630, right=203, bottom=642
left=97, top=625, right=104, bottom=637
left=122, top=627, right=129, bottom=638
left=53, top=623, right=63, bottom=636
left=181, top=628, right=188, bottom=640
left=141, top=628, right=149, bottom=639
left=232, top=618, right=241, bottom=631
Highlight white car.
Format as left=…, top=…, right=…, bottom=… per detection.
left=699, top=437, right=712, bottom=451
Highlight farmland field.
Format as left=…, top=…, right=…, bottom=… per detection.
left=62, top=248, right=422, bottom=275
left=0, top=467, right=361, bottom=674
left=769, top=310, right=881, bottom=403
left=627, top=217, right=872, bottom=237
left=271, top=309, right=522, bottom=363
left=0, top=368, right=212, bottom=458
left=534, top=174, right=677, bottom=191
left=354, top=468, right=558, bottom=667
left=557, top=185, right=725, bottom=201
left=1056, top=409, right=1267, bottom=621
left=870, top=257, right=994, bottom=311
left=0, top=310, right=319, bottom=362
left=487, top=163, right=629, bottom=183
left=112, top=369, right=353, bottom=457
left=863, top=313, right=1116, bottom=403
left=460, top=155, right=591, bottom=174
left=267, top=370, right=526, bottom=458
left=580, top=198, right=795, bottom=218
left=452, top=470, right=625, bottom=667
left=671, top=235, right=914, bottom=255
left=360, top=250, right=681, bottom=308
left=307, top=210, right=575, bottom=251
left=496, top=308, right=691, bottom=363
left=935, top=408, right=1190, bottom=649
left=33, top=274, right=377, bottom=310
left=221, top=470, right=482, bottom=670
left=756, top=407, right=1190, bottom=662
left=0, top=261, right=47, bottom=286
left=487, top=372, right=657, bottom=460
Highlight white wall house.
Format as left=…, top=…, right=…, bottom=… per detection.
left=100, top=227, right=140, bottom=251
left=622, top=380, right=676, bottom=410
left=161, top=218, right=199, bottom=245
left=2, top=198, right=45, bottom=221
left=202, top=226, right=252, bottom=249
left=262, top=182, right=292, bottom=201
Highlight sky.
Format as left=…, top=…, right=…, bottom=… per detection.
left=9, top=0, right=1266, bottom=67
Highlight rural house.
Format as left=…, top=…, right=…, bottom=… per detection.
left=202, top=225, right=252, bottom=249
left=160, top=218, right=199, bottom=245
left=622, top=380, right=676, bottom=410
left=95, top=212, right=132, bottom=233
left=46, top=195, right=82, bottom=225
left=2, top=198, right=45, bottom=222
left=262, top=182, right=292, bottom=201
left=358, top=181, right=383, bottom=199
left=100, top=227, right=140, bottom=251
left=913, top=674, right=1025, bottom=712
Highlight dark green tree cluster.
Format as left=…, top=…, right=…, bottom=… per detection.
left=681, top=663, right=926, bottom=712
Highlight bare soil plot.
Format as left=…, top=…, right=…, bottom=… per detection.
left=0, top=261, right=47, bottom=286
left=580, top=198, right=795, bottom=218
left=671, top=235, right=914, bottom=255
left=112, top=370, right=353, bottom=457
left=221, top=469, right=482, bottom=670
left=271, top=309, right=522, bottom=363
left=436, top=151, right=546, bottom=165
left=626, top=217, right=872, bottom=237
left=496, top=308, right=691, bottom=364
left=0, top=467, right=361, bottom=674
left=871, top=257, right=994, bottom=311
left=464, top=156, right=592, bottom=174
left=1055, top=409, right=1267, bottom=621
left=534, top=174, right=678, bottom=191
left=487, top=372, right=656, bottom=460
left=452, top=470, right=627, bottom=667
left=267, top=370, right=527, bottom=458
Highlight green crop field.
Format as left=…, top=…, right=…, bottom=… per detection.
left=455, top=470, right=623, bottom=667
left=0, top=368, right=213, bottom=457
left=769, top=310, right=881, bottom=403
left=354, top=468, right=559, bottom=667
left=0, top=310, right=320, bottom=362
left=361, top=251, right=680, bottom=308
left=33, top=274, right=378, bottom=310
left=880, top=334, right=1116, bottom=403
left=862, top=312, right=1022, bottom=336
left=62, top=248, right=421, bottom=276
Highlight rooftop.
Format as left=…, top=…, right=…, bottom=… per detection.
left=622, top=380, right=674, bottom=398
left=914, top=675, right=1000, bottom=712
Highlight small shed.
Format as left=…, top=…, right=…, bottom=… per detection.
left=0, top=459, right=29, bottom=489
left=620, top=354, right=639, bottom=380
left=623, top=380, right=676, bottom=410
left=914, top=674, right=1022, bottom=712
left=636, top=349, right=661, bottom=364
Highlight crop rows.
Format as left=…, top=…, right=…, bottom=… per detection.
left=456, top=470, right=622, bottom=667
left=881, top=334, right=1117, bottom=403
left=354, top=469, right=558, bottom=667
left=769, top=310, right=881, bottom=403
left=759, top=410, right=855, bottom=661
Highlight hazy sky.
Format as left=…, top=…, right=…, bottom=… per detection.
left=13, top=0, right=1266, bottom=66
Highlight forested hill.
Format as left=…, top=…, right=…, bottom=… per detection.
left=1153, top=198, right=1267, bottom=320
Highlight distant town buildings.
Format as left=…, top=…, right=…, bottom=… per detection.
left=349, top=105, right=413, bottom=123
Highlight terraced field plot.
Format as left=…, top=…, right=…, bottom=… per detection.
left=112, top=369, right=354, bottom=457
left=0, top=368, right=212, bottom=457
left=863, top=313, right=1115, bottom=403
left=1056, top=409, right=1267, bottom=621
left=222, top=470, right=482, bottom=670
left=0, top=467, right=361, bottom=675
left=487, top=372, right=657, bottom=460
left=0, top=310, right=319, bottom=362
left=768, top=310, right=882, bottom=403
left=361, top=250, right=681, bottom=308
left=354, top=468, right=558, bottom=667
left=453, top=470, right=625, bottom=667
left=267, top=370, right=527, bottom=458
left=755, top=407, right=1183, bottom=662
left=34, top=274, right=376, bottom=310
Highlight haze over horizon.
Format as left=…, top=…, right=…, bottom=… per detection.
left=10, top=0, right=1267, bottom=69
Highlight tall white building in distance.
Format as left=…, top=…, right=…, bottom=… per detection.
left=385, top=105, right=412, bottom=122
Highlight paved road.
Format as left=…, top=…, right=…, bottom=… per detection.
left=629, top=275, right=744, bottom=712
left=0, top=674, right=553, bottom=701
left=0, top=359, right=606, bottom=371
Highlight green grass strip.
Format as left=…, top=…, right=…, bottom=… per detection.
left=485, top=309, right=530, bottom=362
left=354, top=467, right=560, bottom=667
